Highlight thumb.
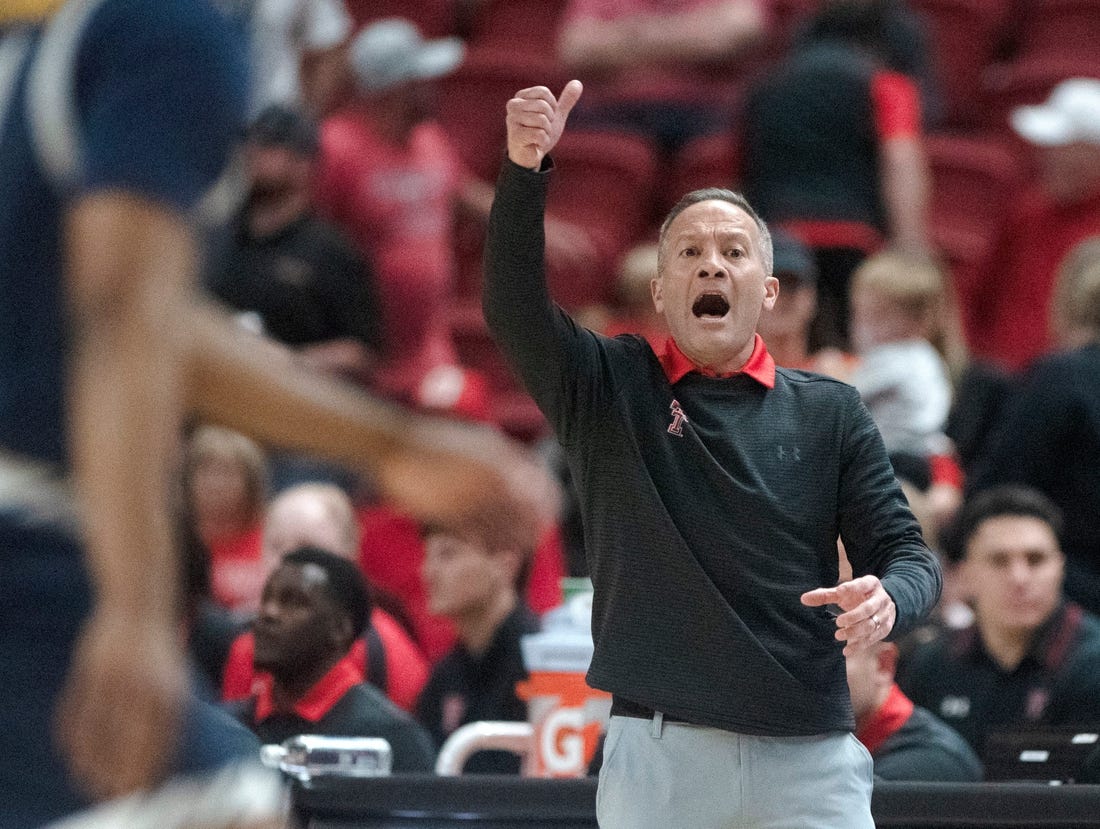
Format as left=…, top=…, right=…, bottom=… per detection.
left=557, top=79, right=583, bottom=122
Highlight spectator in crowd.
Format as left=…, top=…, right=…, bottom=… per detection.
left=897, top=486, right=1100, bottom=757
left=230, top=547, right=436, bottom=771
left=557, top=0, right=767, bottom=160
left=961, top=78, right=1100, bottom=372
left=756, top=227, right=858, bottom=377
left=314, top=17, right=472, bottom=398
left=795, top=0, right=943, bottom=128
left=181, top=515, right=252, bottom=696
left=184, top=425, right=268, bottom=615
left=356, top=490, right=567, bottom=665
left=247, top=0, right=353, bottom=117
left=221, top=483, right=430, bottom=713
left=205, top=105, right=383, bottom=388
left=847, top=640, right=982, bottom=781
left=0, top=0, right=548, bottom=821
left=969, top=237, right=1100, bottom=614
left=847, top=251, right=962, bottom=532
left=415, top=525, right=540, bottom=774
left=317, top=17, right=588, bottom=401
left=490, top=80, right=940, bottom=828
left=741, top=7, right=931, bottom=349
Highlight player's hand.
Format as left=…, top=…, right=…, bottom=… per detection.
left=800, top=574, right=896, bottom=657
left=55, top=608, right=188, bottom=800
left=375, top=417, right=560, bottom=554
left=506, top=80, right=583, bottom=170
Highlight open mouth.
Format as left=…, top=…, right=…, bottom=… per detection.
left=692, top=293, right=730, bottom=318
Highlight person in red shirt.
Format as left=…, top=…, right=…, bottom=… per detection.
left=184, top=425, right=268, bottom=614
left=315, top=18, right=591, bottom=400
left=961, top=78, right=1100, bottom=373
left=314, top=19, right=470, bottom=397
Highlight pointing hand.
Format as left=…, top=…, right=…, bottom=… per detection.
left=801, top=574, right=896, bottom=656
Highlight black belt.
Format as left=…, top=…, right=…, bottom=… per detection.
left=610, top=695, right=691, bottom=724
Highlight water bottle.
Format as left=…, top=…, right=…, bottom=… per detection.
left=260, top=735, right=392, bottom=782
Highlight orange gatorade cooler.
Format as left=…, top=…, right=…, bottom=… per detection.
left=516, top=590, right=611, bottom=778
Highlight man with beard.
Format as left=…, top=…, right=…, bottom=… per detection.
left=206, top=104, right=382, bottom=386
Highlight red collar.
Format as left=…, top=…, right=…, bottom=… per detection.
left=856, top=683, right=915, bottom=755
left=254, top=653, right=361, bottom=723
left=658, top=334, right=776, bottom=388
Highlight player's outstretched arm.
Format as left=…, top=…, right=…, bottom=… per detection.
left=183, top=298, right=556, bottom=548
left=59, top=192, right=193, bottom=801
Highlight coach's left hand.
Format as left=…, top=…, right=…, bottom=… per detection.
left=801, top=575, right=896, bottom=656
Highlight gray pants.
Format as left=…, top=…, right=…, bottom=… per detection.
left=596, top=714, right=875, bottom=829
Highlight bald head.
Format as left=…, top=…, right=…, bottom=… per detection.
left=262, top=483, right=359, bottom=565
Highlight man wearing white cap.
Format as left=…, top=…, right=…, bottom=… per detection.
left=314, top=18, right=593, bottom=401
left=313, top=18, right=474, bottom=400
left=962, top=77, right=1100, bottom=373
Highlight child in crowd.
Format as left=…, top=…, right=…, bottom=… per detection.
left=848, top=251, right=963, bottom=533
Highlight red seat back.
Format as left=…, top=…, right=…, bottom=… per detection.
left=908, top=0, right=1014, bottom=128
left=545, top=130, right=661, bottom=309
left=437, top=47, right=568, bottom=182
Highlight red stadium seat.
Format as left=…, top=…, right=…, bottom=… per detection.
left=461, top=0, right=570, bottom=60
left=446, top=301, right=549, bottom=443
left=1012, top=0, right=1100, bottom=68
left=764, top=0, right=819, bottom=61
left=907, top=0, right=1013, bottom=128
left=544, top=130, right=661, bottom=309
left=437, top=47, right=568, bottom=183
left=983, top=54, right=1100, bottom=137
left=925, top=131, right=1025, bottom=323
left=448, top=299, right=519, bottom=394
left=660, top=131, right=742, bottom=220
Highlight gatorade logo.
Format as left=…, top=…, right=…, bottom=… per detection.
left=540, top=706, right=601, bottom=776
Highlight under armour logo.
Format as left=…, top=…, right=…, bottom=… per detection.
left=777, top=445, right=801, bottom=462
left=940, top=696, right=970, bottom=719
left=668, top=400, right=687, bottom=436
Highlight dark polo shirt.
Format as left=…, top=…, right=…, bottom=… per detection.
left=229, top=656, right=435, bottom=772
left=415, top=604, right=540, bottom=774
left=898, top=603, right=1100, bottom=755
left=205, top=211, right=382, bottom=351
left=858, top=683, right=982, bottom=781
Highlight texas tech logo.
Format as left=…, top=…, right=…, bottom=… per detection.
left=668, top=399, right=687, bottom=436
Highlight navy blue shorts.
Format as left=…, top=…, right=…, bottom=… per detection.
left=0, top=515, right=258, bottom=828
